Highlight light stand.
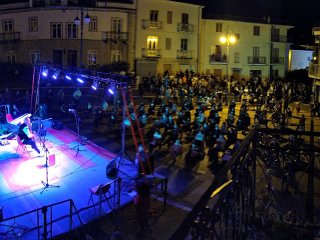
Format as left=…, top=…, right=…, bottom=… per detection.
left=40, top=129, right=59, bottom=194
left=70, top=109, right=86, bottom=156
left=113, top=87, right=134, bottom=178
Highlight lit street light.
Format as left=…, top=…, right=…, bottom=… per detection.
left=219, top=30, right=236, bottom=82
left=74, top=8, right=91, bottom=68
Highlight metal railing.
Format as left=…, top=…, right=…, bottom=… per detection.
left=0, top=199, right=83, bottom=239
left=177, top=50, right=193, bottom=59
left=177, top=23, right=193, bottom=32
left=247, top=56, right=266, bottom=64
left=172, top=122, right=320, bottom=239
left=102, top=31, right=128, bottom=42
left=270, top=57, right=284, bottom=64
left=0, top=32, right=21, bottom=42
left=209, top=54, right=227, bottom=64
left=142, top=19, right=162, bottom=29
left=308, top=63, right=320, bottom=79
left=142, top=48, right=161, bottom=58
left=271, top=34, right=288, bottom=43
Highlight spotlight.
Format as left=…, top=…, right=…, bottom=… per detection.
left=91, top=80, right=99, bottom=90
left=108, top=88, right=114, bottom=95
left=52, top=69, right=60, bottom=80
left=65, top=74, right=72, bottom=80
left=41, top=67, right=49, bottom=77
left=77, top=77, right=84, bottom=83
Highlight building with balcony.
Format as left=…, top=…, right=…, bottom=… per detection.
left=308, top=27, right=320, bottom=102
left=135, top=0, right=202, bottom=76
left=201, top=18, right=293, bottom=80
left=0, top=0, right=295, bottom=81
left=0, top=0, right=135, bottom=69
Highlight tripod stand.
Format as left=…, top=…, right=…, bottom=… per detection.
left=40, top=130, right=59, bottom=194
left=70, top=109, right=86, bottom=156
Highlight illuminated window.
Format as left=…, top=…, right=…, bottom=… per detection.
left=147, top=36, right=158, bottom=49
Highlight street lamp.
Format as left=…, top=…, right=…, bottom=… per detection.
left=219, top=31, right=236, bottom=81
left=74, top=8, right=91, bottom=68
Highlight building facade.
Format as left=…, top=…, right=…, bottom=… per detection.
left=201, top=19, right=293, bottom=80
left=135, top=0, right=202, bottom=77
left=0, top=0, right=135, bottom=69
left=308, top=27, right=320, bottom=102
left=0, top=0, right=293, bottom=80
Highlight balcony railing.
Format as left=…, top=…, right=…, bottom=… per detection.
left=209, top=54, right=227, bottom=64
left=102, top=31, right=128, bottom=42
left=247, top=56, right=266, bottom=65
left=142, top=19, right=162, bottom=29
left=0, top=32, right=21, bottom=42
left=270, top=57, right=284, bottom=64
left=177, top=23, right=193, bottom=32
left=308, top=63, right=320, bottom=79
left=271, top=34, right=288, bottom=43
left=177, top=50, right=193, bottom=59
left=142, top=48, right=161, bottom=58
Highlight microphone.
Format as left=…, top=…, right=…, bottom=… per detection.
left=68, top=109, right=76, bottom=113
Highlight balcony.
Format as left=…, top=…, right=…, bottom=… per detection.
left=177, top=23, right=193, bottom=32
left=270, top=57, right=284, bottom=64
left=308, top=63, right=320, bottom=79
left=142, top=19, right=162, bottom=29
left=209, top=54, right=227, bottom=64
left=177, top=50, right=193, bottom=59
left=271, top=34, right=288, bottom=43
left=312, top=27, right=320, bottom=36
left=142, top=48, right=161, bottom=58
left=0, top=32, right=21, bottom=43
left=247, top=56, right=266, bottom=65
left=102, top=31, right=128, bottom=43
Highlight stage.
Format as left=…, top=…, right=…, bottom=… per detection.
left=0, top=126, right=143, bottom=239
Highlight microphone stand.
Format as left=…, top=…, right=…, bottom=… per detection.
left=40, top=128, right=59, bottom=193
left=71, top=110, right=85, bottom=156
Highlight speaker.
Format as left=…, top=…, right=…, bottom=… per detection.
left=49, top=154, right=55, bottom=166
left=52, top=120, right=63, bottom=130
left=106, top=160, right=117, bottom=179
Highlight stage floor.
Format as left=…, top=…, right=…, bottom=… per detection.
left=0, top=127, right=141, bottom=239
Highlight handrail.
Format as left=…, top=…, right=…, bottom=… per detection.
left=0, top=199, right=83, bottom=240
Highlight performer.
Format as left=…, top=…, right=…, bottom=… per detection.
left=18, top=116, right=41, bottom=154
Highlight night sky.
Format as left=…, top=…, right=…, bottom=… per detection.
left=175, top=0, right=320, bottom=46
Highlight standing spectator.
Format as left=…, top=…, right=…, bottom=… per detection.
left=134, top=181, right=152, bottom=235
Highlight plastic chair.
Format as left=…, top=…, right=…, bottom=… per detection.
left=88, top=183, right=112, bottom=217
left=16, top=135, right=30, bottom=156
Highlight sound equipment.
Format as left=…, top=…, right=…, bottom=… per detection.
left=106, top=159, right=117, bottom=179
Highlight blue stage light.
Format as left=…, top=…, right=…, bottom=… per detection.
left=41, top=67, right=49, bottom=77
left=52, top=69, right=60, bottom=80
left=108, top=88, right=114, bottom=95
left=91, top=80, right=99, bottom=90
left=77, top=77, right=84, bottom=83
left=65, top=75, right=72, bottom=80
